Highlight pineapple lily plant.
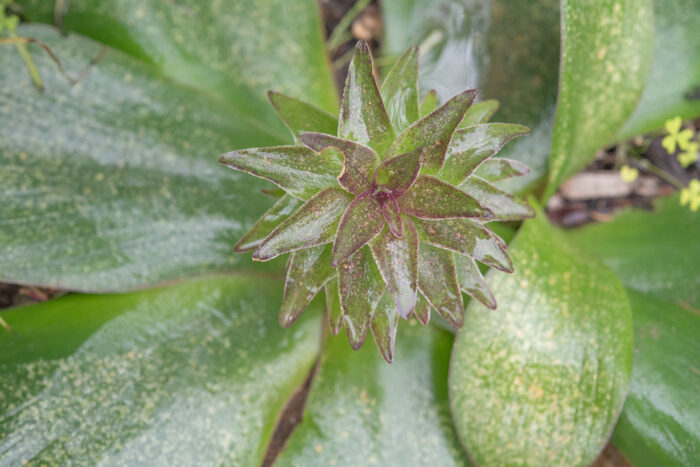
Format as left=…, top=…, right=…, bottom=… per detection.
left=220, top=42, right=533, bottom=361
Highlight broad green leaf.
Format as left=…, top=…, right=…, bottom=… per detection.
left=417, top=244, right=463, bottom=328
left=419, top=89, right=437, bottom=117
left=276, top=324, right=467, bottom=466
left=474, top=158, right=530, bottom=183
left=325, top=277, right=344, bottom=335
left=398, top=175, right=493, bottom=220
left=388, top=90, right=476, bottom=173
left=338, top=246, right=386, bottom=349
left=373, top=146, right=423, bottom=195
left=545, top=0, right=655, bottom=199
left=567, top=195, right=699, bottom=307
left=339, top=41, right=395, bottom=156
left=280, top=245, right=334, bottom=327
left=449, top=212, right=633, bottom=466
left=380, top=46, right=420, bottom=132
left=459, top=176, right=535, bottom=222
left=369, top=291, right=401, bottom=363
left=254, top=188, right=352, bottom=261
left=369, top=218, right=419, bottom=319
left=454, top=255, right=496, bottom=309
left=0, top=276, right=321, bottom=466
left=234, top=195, right=304, bottom=252
left=459, top=99, right=500, bottom=127
left=414, top=218, right=513, bottom=272
left=439, top=123, right=530, bottom=185
left=219, top=146, right=342, bottom=201
left=301, top=133, right=380, bottom=195
left=332, top=195, right=385, bottom=266
left=380, top=197, right=403, bottom=237
left=268, top=91, right=338, bottom=142
left=612, top=290, right=700, bottom=467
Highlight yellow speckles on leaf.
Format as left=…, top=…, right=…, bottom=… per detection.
left=596, top=47, right=607, bottom=60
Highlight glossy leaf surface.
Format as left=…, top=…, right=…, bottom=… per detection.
left=398, top=176, right=492, bottom=220
left=373, top=146, right=423, bottom=195
left=474, top=158, right=530, bottom=183
left=234, top=195, right=304, bottom=252
left=325, top=277, right=344, bottom=335
left=280, top=245, right=334, bottom=327
left=545, top=0, right=655, bottom=198
left=459, top=176, right=535, bottom=222
left=459, top=100, right=499, bottom=127
left=413, top=292, right=431, bottom=325
left=369, top=292, right=401, bottom=363
left=454, top=255, right=496, bottom=309
left=332, top=195, right=385, bottom=266
left=450, top=213, right=633, bottom=466
left=268, top=91, right=338, bottom=142
left=0, top=276, right=321, bottom=466
left=417, top=244, right=463, bottom=328
left=380, top=46, right=420, bottom=132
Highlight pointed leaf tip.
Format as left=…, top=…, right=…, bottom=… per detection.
left=398, top=175, right=494, bottom=220
left=279, top=246, right=334, bottom=328
left=373, top=146, right=423, bottom=196
left=331, top=194, right=385, bottom=266
left=267, top=91, right=338, bottom=141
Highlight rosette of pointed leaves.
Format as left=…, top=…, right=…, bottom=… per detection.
left=220, top=41, right=534, bottom=362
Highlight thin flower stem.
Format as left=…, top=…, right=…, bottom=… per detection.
left=628, top=151, right=686, bottom=190
left=9, top=31, right=44, bottom=90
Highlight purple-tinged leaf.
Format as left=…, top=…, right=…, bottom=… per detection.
left=338, top=246, right=386, bottom=350
left=254, top=188, right=352, bottom=261
left=455, top=255, right=497, bottom=309
left=301, top=133, right=379, bottom=195
left=414, top=292, right=431, bottom=325
left=418, top=244, right=464, bottom=328
left=387, top=90, right=476, bottom=173
left=419, top=90, right=437, bottom=118
left=459, top=99, right=500, bottom=127
left=459, top=176, right=535, bottom=222
left=379, top=197, right=403, bottom=237
left=369, top=217, right=418, bottom=319
left=439, top=123, right=530, bottom=185
left=370, top=292, right=400, bottom=363
left=280, top=245, right=334, bottom=327
left=268, top=91, right=338, bottom=142
left=397, top=175, right=493, bottom=220
left=325, top=276, right=343, bottom=335
left=234, top=194, right=303, bottom=252
left=339, top=41, right=395, bottom=155
left=373, top=146, right=423, bottom=195
left=474, top=158, right=530, bottom=182
left=219, top=146, right=342, bottom=200
left=380, top=46, right=420, bottom=132
left=414, top=218, right=513, bottom=273
left=332, top=194, right=385, bottom=266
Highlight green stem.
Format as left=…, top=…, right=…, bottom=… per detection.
left=327, top=0, right=373, bottom=50
left=628, top=152, right=685, bottom=190
left=11, top=31, right=43, bottom=90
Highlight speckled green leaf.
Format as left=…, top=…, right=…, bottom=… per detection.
left=254, top=188, right=352, bottom=261
left=338, top=247, right=386, bottom=349
left=459, top=176, right=535, bottom=222
left=380, top=46, right=420, bottom=132
left=280, top=245, right=334, bottom=327
left=545, top=0, right=655, bottom=199
left=439, top=123, right=530, bottom=185
left=339, top=41, right=395, bottom=156
left=419, top=89, right=437, bottom=117
left=0, top=276, right=321, bottom=466
left=418, top=244, right=464, bottom=328
left=413, top=291, right=431, bottom=325
left=449, top=212, right=633, bottom=466
left=301, top=133, right=380, bottom=195
left=234, top=195, right=304, bottom=253
left=612, top=290, right=700, bottom=467
left=369, top=218, right=419, bottom=319
left=332, top=195, right=385, bottom=266
left=380, top=198, right=403, bottom=237
left=454, top=255, right=496, bottom=309
left=398, top=175, right=493, bottom=220
left=414, top=218, right=512, bottom=273
left=268, top=91, right=338, bottom=142
left=369, top=292, right=401, bottom=363
left=474, top=158, right=530, bottom=183
left=276, top=324, right=467, bottom=466
left=373, top=146, right=423, bottom=195
left=325, top=277, right=344, bottom=335
left=459, top=100, right=500, bottom=127
left=387, top=90, right=476, bottom=173
left=219, top=146, right=342, bottom=201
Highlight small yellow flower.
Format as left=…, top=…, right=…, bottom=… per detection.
left=662, top=117, right=694, bottom=154
left=680, top=179, right=700, bottom=212
left=678, top=141, right=699, bottom=168
left=620, top=165, right=638, bottom=183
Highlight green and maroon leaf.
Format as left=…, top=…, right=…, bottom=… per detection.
left=338, top=247, right=386, bottom=349
left=418, top=244, right=464, bottom=328
left=369, top=217, right=419, bottom=319
left=388, top=90, right=476, bottom=173
left=280, top=245, right=334, bottom=327
left=373, top=146, right=423, bottom=195
left=254, top=188, right=352, bottom=261
left=301, top=133, right=380, bottom=195
left=339, top=41, right=395, bottom=156
left=459, top=176, right=535, bottom=222
left=439, top=123, right=530, bottom=185
left=398, top=175, right=493, bottom=220
left=331, top=195, right=385, bottom=266
left=234, top=194, right=304, bottom=252
left=219, top=146, right=342, bottom=201
left=268, top=91, right=338, bottom=142
left=380, top=46, right=420, bottom=132
left=474, top=158, right=530, bottom=183
left=414, top=292, right=431, bottom=325
left=419, top=90, right=437, bottom=117
left=380, top=198, right=403, bottom=237
left=454, top=255, right=497, bottom=309
left=414, top=218, right=513, bottom=273
left=370, top=292, right=401, bottom=363
left=325, top=276, right=344, bottom=335
left=459, top=100, right=500, bottom=127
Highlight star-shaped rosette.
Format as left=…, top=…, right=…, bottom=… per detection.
left=220, top=41, right=534, bottom=362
